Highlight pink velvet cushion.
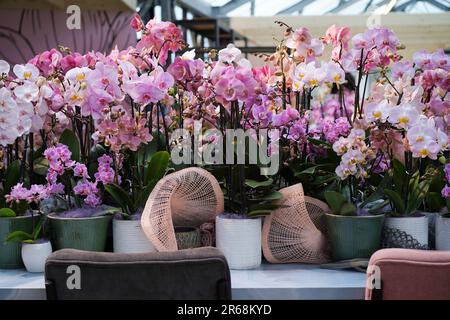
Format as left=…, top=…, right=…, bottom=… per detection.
left=366, top=249, right=450, bottom=300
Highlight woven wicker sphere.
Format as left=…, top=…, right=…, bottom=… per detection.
left=141, top=167, right=224, bottom=251
left=262, top=183, right=331, bottom=264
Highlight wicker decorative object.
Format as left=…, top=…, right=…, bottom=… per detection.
left=141, top=167, right=224, bottom=251
left=262, top=183, right=331, bottom=264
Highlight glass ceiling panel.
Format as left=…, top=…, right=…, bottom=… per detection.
left=202, top=0, right=450, bottom=16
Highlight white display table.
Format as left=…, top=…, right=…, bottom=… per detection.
left=0, top=264, right=366, bottom=300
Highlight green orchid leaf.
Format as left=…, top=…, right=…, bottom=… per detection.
left=31, top=219, right=43, bottom=240
left=137, top=179, right=159, bottom=208
left=360, top=173, right=392, bottom=208
left=33, top=157, right=49, bottom=176
left=104, top=184, right=135, bottom=215
left=340, top=202, right=357, bottom=216
left=245, top=178, right=273, bottom=189
left=5, top=160, right=21, bottom=195
left=249, top=203, right=284, bottom=212
left=59, top=128, right=81, bottom=162
left=425, top=192, right=446, bottom=212
left=5, top=231, right=33, bottom=243
left=407, top=179, right=431, bottom=214
left=392, top=159, right=406, bottom=195
left=250, top=191, right=283, bottom=201
left=324, top=191, right=347, bottom=215
left=0, top=208, right=16, bottom=218
left=11, top=201, right=28, bottom=216
left=384, top=189, right=405, bottom=215
left=247, top=209, right=274, bottom=217
left=368, top=199, right=390, bottom=213
left=144, top=151, right=169, bottom=186
left=310, top=175, right=336, bottom=186
left=88, top=144, right=106, bottom=177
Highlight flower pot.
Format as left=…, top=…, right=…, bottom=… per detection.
left=436, top=215, right=450, bottom=251
left=0, top=215, right=36, bottom=269
left=384, top=215, right=428, bottom=248
left=113, top=219, right=156, bottom=253
left=21, top=241, right=53, bottom=273
left=325, top=213, right=385, bottom=261
left=49, top=214, right=112, bottom=251
left=174, top=226, right=201, bottom=250
left=215, top=215, right=261, bottom=270
left=419, top=211, right=440, bottom=249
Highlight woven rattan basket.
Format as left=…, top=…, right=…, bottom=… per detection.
left=141, top=167, right=224, bottom=251
left=262, top=183, right=331, bottom=264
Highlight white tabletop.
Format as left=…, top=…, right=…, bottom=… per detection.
left=0, top=263, right=366, bottom=300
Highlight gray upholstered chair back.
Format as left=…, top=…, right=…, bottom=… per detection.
left=45, top=247, right=231, bottom=300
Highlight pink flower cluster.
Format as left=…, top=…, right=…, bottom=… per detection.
left=341, top=27, right=400, bottom=72
left=210, top=45, right=258, bottom=104
left=44, top=144, right=102, bottom=207
left=93, top=111, right=153, bottom=152
left=73, top=181, right=100, bottom=207
left=94, top=154, right=119, bottom=185
left=167, top=50, right=204, bottom=86
left=1, top=15, right=448, bottom=214
left=322, top=25, right=352, bottom=61
left=442, top=164, right=450, bottom=199
left=333, top=128, right=377, bottom=180
left=5, top=183, right=49, bottom=204
left=292, top=61, right=346, bottom=90
left=134, top=15, right=184, bottom=65
left=286, top=27, right=324, bottom=63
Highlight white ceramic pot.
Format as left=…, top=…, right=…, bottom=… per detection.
left=21, top=241, right=52, bottom=273
left=385, top=215, right=429, bottom=247
left=436, top=215, right=450, bottom=250
left=113, top=219, right=156, bottom=253
left=215, top=215, right=261, bottom=270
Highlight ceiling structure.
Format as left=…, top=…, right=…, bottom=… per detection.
left=200, top=0, right=450, bottom=16
left=136, top=0, right=450, bottom=57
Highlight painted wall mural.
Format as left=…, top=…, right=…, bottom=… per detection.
left=0, top=8, right=136, bottom=64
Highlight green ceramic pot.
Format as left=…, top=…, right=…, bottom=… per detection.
left=0, top=215, right=36, bottom=269
left=49, top=214, right=112, bottom=251
left=325, top=213, right=385, bottom=261
left=175, top=226, right=201, bottom=250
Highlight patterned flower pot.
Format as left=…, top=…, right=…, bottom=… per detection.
left=384, top=215, right=429, bottom=248
left=174, top=226, right=201, bottom=250
left=436, top=215, right=450, bottom=251
left=49, top=214, right=112, bottom=251
left=0, top=215, right=36, bottom=269
left=113, top=219, right=156, bottom=253
left=21, top=240, right=53, bottom=273
left=325, top=213, right=385, bottom=261
left=215, top=215, right=261, bottom=270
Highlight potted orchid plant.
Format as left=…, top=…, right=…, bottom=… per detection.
left=1, top=12, right=449, bottom=268
left=169, top=43, right=283, bottom=269
left=281, top=24, right=449, bottom=254
left=380, top=160, right=434, bottom=248
left=6, top=15, right=180, bottom=254
left=41, top=137, right=119, bottom=252
left=363, top=47, right=449, bottom=249
left=322, top=127, right=386, bottom=261
left=96, top=16, right=179, bottom=253
left=262, top=23, right=396, bottom=261
left=436, top=163, right=450, bottom=250
left=0, top=60, right=48, bottom=268
left=4, top=157, right=53, bottom=272
left=5, top=213, right=51, bottom=273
